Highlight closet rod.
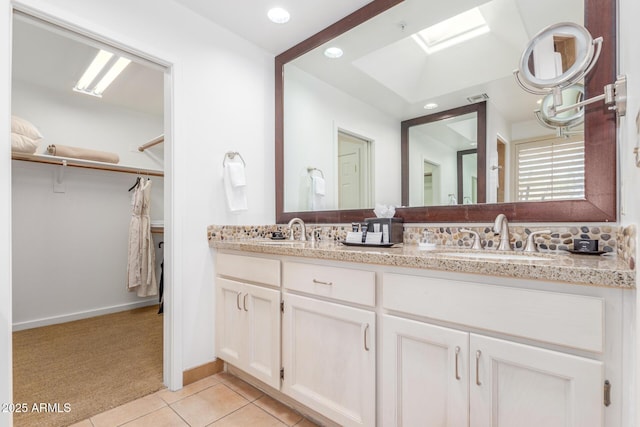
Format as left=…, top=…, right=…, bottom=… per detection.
left=138, top=135, right=164, bottom=152
left=12, top=153, right=164, bottom=177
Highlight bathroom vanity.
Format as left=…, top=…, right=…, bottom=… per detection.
left=210, top=237, right=633, bottom=427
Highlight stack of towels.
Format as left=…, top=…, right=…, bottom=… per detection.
left=11, top=115, right=43, bottom=154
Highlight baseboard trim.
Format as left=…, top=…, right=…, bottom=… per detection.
left=183, top=359, right=224, bottom=386
left=12, top=300, right=158, bottom=331
left=227, top=364, right=340, bottom=427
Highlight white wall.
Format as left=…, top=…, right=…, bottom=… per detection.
left=0, top=1, right=13, bottom=423
left=619, top=0, right=640, bottom=424
left=284, top=65, right=400, bottom=211
left=11, top=161, right=164, bottom=328
left=1, top=0, right=275, bottom=422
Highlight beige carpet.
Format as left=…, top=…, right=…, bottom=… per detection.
left=12, top=305, right=163, bottom=427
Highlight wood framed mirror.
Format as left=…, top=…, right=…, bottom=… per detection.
left=275, top=0, right=616, bottom=223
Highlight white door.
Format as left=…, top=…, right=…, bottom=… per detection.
left=470, top=334, right=603, bottom=427
left=215, top=278, right=244, bottom=367
left=244, top=283, right=281, bottom=389
left=338, top=131, right=370, bottom=209
left=282, top=293, right=375, bottom=427
left=382, top=315, right=469, bottom=427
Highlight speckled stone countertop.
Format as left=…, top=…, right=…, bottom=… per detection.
left=209, top=239, right=635, bottom=289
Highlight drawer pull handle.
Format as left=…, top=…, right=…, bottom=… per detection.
left=243, top=293, right=248, bottom=311
left=475, top=350, right=482, bottom=386
left=312, top=279, right=333, bottom=286
left=455, top=346, right=461, bottom=380
left=363, top=323, right=370, bottom=351
left=236, top=292, right=242, bottom=310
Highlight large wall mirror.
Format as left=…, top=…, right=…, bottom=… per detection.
left=276, top=0, right=616, bottom=223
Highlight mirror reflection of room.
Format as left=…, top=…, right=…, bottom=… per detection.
left=281, top=0, right=586, bottom=213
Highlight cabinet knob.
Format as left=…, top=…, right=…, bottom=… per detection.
left=455, top=346, right=461, bottom=380
left=236, top=292, right=242, bottom=310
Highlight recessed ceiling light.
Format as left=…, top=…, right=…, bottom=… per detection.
left=267, top=7, right=290, bottom=24
left=424, top=103, right=438, bottom=110
left=324, top=47, right=343, bottom=59
left=73, top=49, right=131, bottom=98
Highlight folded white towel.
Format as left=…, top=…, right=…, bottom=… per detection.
left=312, top=176, right=326, bottom=196
left=227, top=162, right=246, bottom=187
left=223, top=159, right=248, bottom=212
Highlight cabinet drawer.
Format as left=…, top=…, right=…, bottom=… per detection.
left=283, top=261, right=375, bottom=307
left=216, top=252, right=280, bottom=287
left=383, top=272, right=604, bottom=353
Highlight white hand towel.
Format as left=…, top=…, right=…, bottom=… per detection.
left=312, top=176, right=326, bottom=196
left=227, top=162, right=246, bottom=187
left=223, top=160, right=248, bottom=212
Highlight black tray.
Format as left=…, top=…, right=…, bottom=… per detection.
left=341, top=241, right=398, bottom=248
left=567, top=249, right=606, bottom=255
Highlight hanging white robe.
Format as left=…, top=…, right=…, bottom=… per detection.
left=127, top=178, right=157, bottom=297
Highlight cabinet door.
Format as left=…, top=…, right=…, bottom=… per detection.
left=282, top=293, right=375, bottom=427
left=382, top=315, right=469, bottom=427
left=244, top=283, right=281, bottom=389
left=470, top=334, right=603, bottom=427
left=215, top=278, right=244, bottom=366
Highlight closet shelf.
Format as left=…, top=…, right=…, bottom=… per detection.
left=12, top=153, right=164, bottom=177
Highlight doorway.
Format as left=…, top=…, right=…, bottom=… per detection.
left=10, top=9, right=174, bottom=425
left=423, top=160, right=440, bottom=206
left=497, top=138, right=506, bottom=203
left=337, top=130, right=372, bottom=209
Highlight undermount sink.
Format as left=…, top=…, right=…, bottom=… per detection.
left=438, top=251, right=554, bottom=262
left=255, top=240, right=307, bottom=247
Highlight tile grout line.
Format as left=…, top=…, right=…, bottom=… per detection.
left=251, top=401, right=297, bottom=426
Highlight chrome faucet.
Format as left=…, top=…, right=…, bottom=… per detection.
left=460, top=228, right=483, bottom=250
left=287, top=217, right=307, bottom=241
left=523, top=229, right=551, bottom=252
left=493, top=214, right=512, bottom=251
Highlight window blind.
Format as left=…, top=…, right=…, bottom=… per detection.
left=514, top=138, right=585, bottom=201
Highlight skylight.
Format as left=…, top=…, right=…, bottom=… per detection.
left=412, top=7, right=490, bottom=55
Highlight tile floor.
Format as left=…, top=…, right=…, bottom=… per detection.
left=69, top=372, right=320, bottom=427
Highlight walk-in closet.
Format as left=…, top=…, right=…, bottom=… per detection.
left=10, top=12, right=167, bottom=426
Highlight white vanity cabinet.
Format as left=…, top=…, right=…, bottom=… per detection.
left=382, top=272, right=606, bottom=427
left=281, top=261, right=376, bottom=427
left=382, top=315, right=470, bottom=426
left=470, top=333, right=603, bottom=427
left=215, top=253, right=282, bottom=389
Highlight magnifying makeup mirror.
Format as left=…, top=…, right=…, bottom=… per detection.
left=535, top=84, right=585, bottom=130
left=516, top=22, right=599, bottom=91
left=514, top=21, right=626, bottom=128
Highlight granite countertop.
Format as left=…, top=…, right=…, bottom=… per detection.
left=209, top=239, right=635, bottom=289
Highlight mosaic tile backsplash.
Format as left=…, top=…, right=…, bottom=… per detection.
left=207, top=223, right=636, bottom=270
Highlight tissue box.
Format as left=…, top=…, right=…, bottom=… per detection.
left=364, top=217, right=403, bottom=244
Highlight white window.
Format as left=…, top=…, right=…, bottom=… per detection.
left=513, top=136, right=585, bottom=201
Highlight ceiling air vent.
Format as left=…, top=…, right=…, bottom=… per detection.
left=467, top=93, right=489, bottom=103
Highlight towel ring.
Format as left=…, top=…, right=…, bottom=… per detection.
left=307, top=167, right=324, bottom=178
left=223, top=151, right=246, bottom=167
